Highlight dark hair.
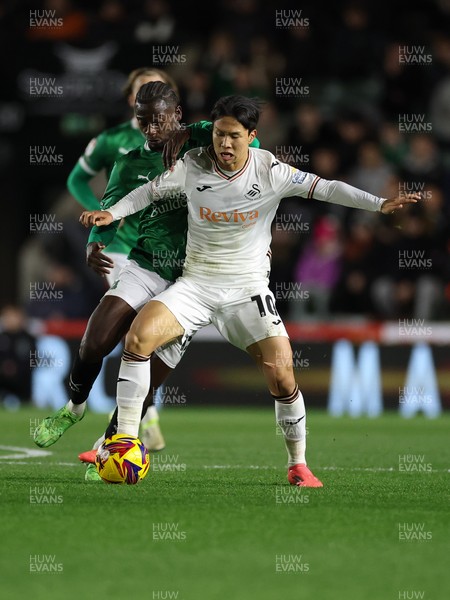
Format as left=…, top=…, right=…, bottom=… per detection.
left=122, top=67, right=179, bottom=97
left=135, top=81, right=180, bottom=106
left=210, top=95, right=261, bottom=131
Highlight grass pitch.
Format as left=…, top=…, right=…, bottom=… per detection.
left=1, top=406, right=449, bottom=600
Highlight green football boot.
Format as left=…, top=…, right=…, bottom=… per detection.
left=34, top=406, right=85, bottom=448
left=85, top=463, right=102, bottom=482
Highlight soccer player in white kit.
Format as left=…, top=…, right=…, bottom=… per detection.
left=81, top=95, right=418, bottom=487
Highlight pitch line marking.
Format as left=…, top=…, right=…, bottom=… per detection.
left=0, top=445, right=52, bottom=460
left=202, top=465, right=450, bottom=473
left=1, top=457, right=449, bottom=473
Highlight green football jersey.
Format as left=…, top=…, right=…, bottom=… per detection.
left=79, top=120, right=145, bottom=180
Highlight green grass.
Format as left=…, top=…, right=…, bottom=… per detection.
left=1, top=406, right=449, bottom=600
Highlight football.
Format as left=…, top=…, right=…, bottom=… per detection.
left=95, top=434, right=150, bottom=484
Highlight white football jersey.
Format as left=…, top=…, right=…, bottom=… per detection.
left=109, top=146, right=385, bottom=287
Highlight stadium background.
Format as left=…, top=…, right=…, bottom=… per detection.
left=0, top=0, right=449, bottom=413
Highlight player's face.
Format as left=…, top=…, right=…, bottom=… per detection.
left=135, top=99, right=182, bottom=150
left=212, top=117, right=257, bottom=171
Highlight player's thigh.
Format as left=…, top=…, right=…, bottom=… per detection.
left=213, top=286, right=288, bottom=351
left=127, top=300, right=184, bottom=354
left=144, top=277, right=214, bottom=346
left=213, top=286, right=294, bottom=395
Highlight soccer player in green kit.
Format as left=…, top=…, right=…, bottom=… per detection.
left=34, top=82, right=260, bottom=481
left=66, top=67, right=178, bottom=452
left=67, top=67, right=179, bottom=286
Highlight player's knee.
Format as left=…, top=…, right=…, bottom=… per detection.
left=274, top=372, right=296, bottom=397
left=125, top=329, right=153, bottom=357
left=263, top=362, right=295, bottom=397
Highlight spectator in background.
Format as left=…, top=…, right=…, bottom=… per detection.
left=247, top=35, right=285, bottom=95
left=88, top=0, right=132, bottom=44
left=27, top=0, right=89, bottom=42
left=290, top=215, right=343, bottom=321
left=379, top=41, right=423, bottom=119
left=331, top=108, right=374, bottom=177
left=285, top=102, right=334, bottom=161
left=18, top=193, right=105, bottom=320
left=348, top=139, right=394, bottom=197
left=399, top=133, right=444, bottom=187
left=0, top=305, right=36, bottom=408
left=379, top=122, right=410, bottom=169
left=180, top=69, right=211, bottom=121
left=370, top=202, right=446, bottom=320
left=329, top=213, right=379, bottom=318
left=310, top=145, right=342, bottom=180
left=329, top=1, right=383, bottom=80
left=430, top=74, right=450, bottom=152
left=365, top=172, right=448, bottom=321
left=256, top=100, right=288, bottom=153
left=308, top=146, right=345, bottom=221
left=130, top=0, right=175, bottom=45
left=280, top=9, right=325, bottom=81
left=201, top=30, right=240, bottom=98
left=217, top=0, right=268, bottom=61
left=325, top=1, right=384, bottom=109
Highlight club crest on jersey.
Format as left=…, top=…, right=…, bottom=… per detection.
left=292, top=170, right=307, bottom=184
left=244, top=183, right=261, bottom=200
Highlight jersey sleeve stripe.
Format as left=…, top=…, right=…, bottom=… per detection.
left=307, top=175, right=321, bottom=199
left=79, top=156, right=99, bottom=176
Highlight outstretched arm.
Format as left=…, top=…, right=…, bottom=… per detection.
left=80, top=156, right=188, bottom=227
left=311, top=178, right=419, bottom=212
left=79, top=183, right=154, bottom=227
left=272, top=164, right=419, bottom=213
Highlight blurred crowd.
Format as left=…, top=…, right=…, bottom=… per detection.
left=0, top=0, right=449, bottom=324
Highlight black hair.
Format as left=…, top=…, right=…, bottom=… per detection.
left=135, top=81, right=180, bottom=106
left=210, top=95, right=261, bottom=132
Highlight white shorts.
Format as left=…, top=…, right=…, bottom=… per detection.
left=152, top=277, right=289, bottom=351
left=104, top=259, right=190, bottom=369
left=105, top=252, right=131, bottom=288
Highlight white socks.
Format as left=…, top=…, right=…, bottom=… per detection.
left=275, top=386, right=307, bottom=467
left=92, top=434, right=105, bottom=450
left=143, top=404, right=159, bottom=423
left=116, top=354, right=151, bottom=437
left=67, top=400, right=86, bottom=417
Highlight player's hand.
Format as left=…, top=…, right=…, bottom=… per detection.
left=79, top=210, right=113, bottom=227
left=380, top=193, right=420, bottom=214
left=86, top=242, right=114, bottom=276
left=162, top=127, right=190, bottom=170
